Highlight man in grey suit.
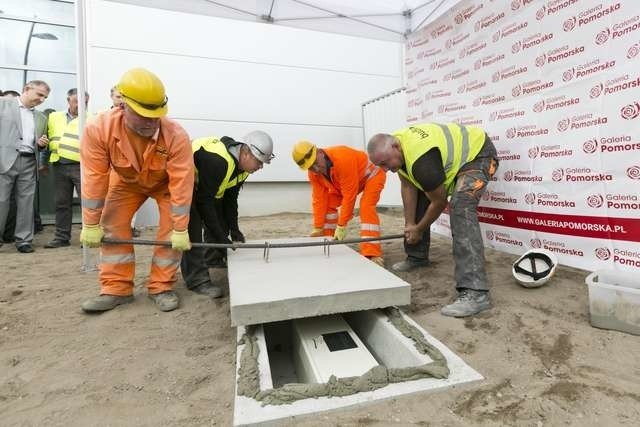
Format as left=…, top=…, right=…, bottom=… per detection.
left=0, top=80, right=50, bottom=253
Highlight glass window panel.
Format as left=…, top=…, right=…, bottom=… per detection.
left=27, top=23, right=75, bottom=69
left=0, top=19, right=31, bottom=64
left=0, top=0, right=74, bottom=23
left=0, top=68, right=23, bottom=94
left=26, top=70, right=75, bottom=112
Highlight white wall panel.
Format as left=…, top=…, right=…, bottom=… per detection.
left=179, top=119, right=364, bottom=182
left=362, top=88, right=407, bottom=207
left=88, top=48, right=398, bottom=127
left=86, top=0, right=403, bottom=187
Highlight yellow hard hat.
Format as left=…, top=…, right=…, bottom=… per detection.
left=292, top=140, right=317, bottom=170
left=116, top=68, right=168, bottom=118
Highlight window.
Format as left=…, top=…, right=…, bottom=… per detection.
left=0, top=0, right=75, bottom=111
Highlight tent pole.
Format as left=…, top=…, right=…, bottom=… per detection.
left=76, top=0, right=95, bottom=272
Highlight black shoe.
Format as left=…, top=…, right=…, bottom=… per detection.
left=17, top=244, right=34, bottom=253
left=44, top=239, right=70, bottom=248
left=190, top=282, right=223, bottom=298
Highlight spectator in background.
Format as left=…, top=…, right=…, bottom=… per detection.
left=1, top=90, right=46, bottom=239
left=0, top=80, right=50, bottom=253
left=44, top=88, right=90, bottom=248
left=1, top=90, right=20, bottom=243
left=110, top=86, right=123, bottom=107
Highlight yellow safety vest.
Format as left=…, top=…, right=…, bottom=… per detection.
left=47, top=111, right=67, bottom=163
left=394, top=123, right=486, bottom=194
left=192, top=137, right=249, bottom=199
left=47, top=111, right=94, bottom=163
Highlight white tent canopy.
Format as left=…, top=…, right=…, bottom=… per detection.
left=107, top=0, right=463, bottom=42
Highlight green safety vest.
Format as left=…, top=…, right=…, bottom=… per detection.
left=47, top=111, right=93, bottom=163
left=192, top=137, right=249, bottom=199
left=394, top=123, right=485, bottom=194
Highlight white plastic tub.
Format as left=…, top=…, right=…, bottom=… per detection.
left=585, top=270, right=640, bottom=335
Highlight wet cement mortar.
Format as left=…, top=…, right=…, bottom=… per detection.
left=236, top=307, right=450, bottom=406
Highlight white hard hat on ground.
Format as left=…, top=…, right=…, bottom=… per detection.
left=243, top=130, right=275, bottom=164
left=512, top=249, right=558, bottom=288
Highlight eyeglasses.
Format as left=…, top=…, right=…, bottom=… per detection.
left=122, top=93, right=168, bottom=110
left=296, top=148, right=314, bottom=166
left=251, top=144, right=275, bottom=161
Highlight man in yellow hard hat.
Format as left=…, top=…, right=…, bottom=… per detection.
left=367, top=123, right=498, bottom=317
left=292, top=140, right=386, bottom=266
left=181, top=131, right=275, bottom=297
left=79, top=67, right=194, bottom=313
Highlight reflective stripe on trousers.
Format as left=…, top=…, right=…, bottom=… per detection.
left=358, top=170, right=385, bottom=257
left=98, top=181, right=183, bottom=296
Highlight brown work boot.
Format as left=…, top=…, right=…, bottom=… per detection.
left=82, top=294, right=134, bottom=313
left=148, top=290, right=179, bottom=312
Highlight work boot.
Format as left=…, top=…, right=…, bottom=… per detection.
left=391, top=258, right=429, bottom=272
left=149, top=290, right=179, bottom=312
left=82, top=294, right=134, bottom=313
left=441, top=289, right=491, bottom=317
left=368, top=256, right=385, bottom=267
left=190, top=282, right=223, bottom=298
left=45, top=239, right=70, bottom=248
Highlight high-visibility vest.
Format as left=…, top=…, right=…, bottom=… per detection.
left=47, top=111, right=94, bottom=163
left=192, top=137, right=249, bottom=199
left=47, top=111, right=67, bottom=163
left=394, top=123, right=486, bottom=194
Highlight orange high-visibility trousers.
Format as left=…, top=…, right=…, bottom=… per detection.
left=323, top=170, right=385, bottom=257
left=98, top=174, right=182, bottom=296
left=358, top=170, right=385, bottom=257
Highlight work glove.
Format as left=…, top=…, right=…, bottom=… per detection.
left=333, top=225, right=347, bottom=241
left=310, top=227, right=324, bottom=237
left=170, top=229, right=191, bottom=251
left=230, top=229, right=245, bottom=243
left=80, top=224, right=104, bottom=248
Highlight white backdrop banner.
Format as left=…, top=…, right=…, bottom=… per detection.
left=404, top=0, right=640, bottom=272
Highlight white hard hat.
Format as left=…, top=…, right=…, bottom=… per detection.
left=512, top=249, right=558, bottom=288
left=243, top=130, right=275, bottom=164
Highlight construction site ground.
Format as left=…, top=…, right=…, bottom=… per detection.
left=1, top=211, right=638, bottom=426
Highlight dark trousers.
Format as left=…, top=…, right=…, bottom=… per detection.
left=52, top=163, right=81, bottom=242
left=180, top=203, right=229, bottom=289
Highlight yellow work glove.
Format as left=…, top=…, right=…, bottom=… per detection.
left=310, top=227, right=324, bottom=237
left=333, top=225, right=347, bottom=241
left=170, top=229, right=191, bottom=251
left=80, top=224, right=104, bottom=248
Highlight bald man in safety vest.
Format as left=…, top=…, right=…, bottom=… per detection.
left=367, top=123, right=498, bottom=317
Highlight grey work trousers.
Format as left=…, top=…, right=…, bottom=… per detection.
left=52, top=162, right=81, bottom=242
left=0, top=155, right=36, bottom=247
left=405, top=137, right=499, bottom=292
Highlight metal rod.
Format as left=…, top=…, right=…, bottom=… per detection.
left=102, top=233, right=404, bottom=249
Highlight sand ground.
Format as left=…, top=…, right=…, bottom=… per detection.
left=1, top=211, right=639, bottom=426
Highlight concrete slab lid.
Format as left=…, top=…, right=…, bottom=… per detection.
left=228, top=237, right=411, bottom=326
